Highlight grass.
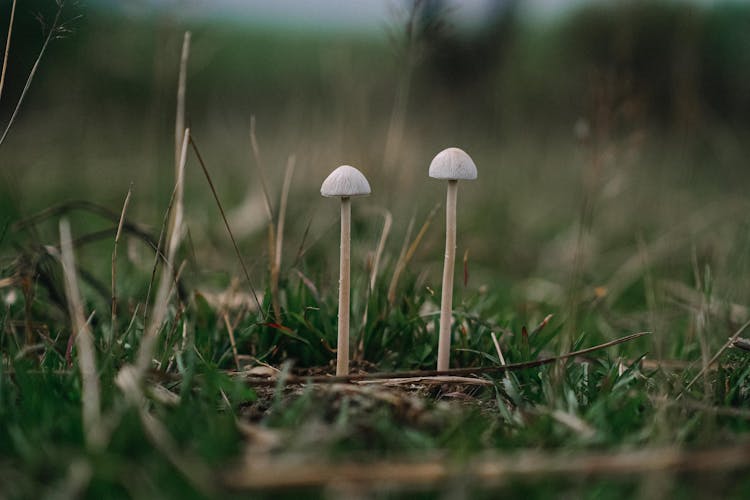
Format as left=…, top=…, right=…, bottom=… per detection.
left=2, top=1, right=750, bottom=498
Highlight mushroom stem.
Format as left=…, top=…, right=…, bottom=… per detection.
left=337, top=196, right=351, bottom=376
left=437, top=180, right=458, bottom=371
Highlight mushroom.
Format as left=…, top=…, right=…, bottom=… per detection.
left=321, top=165, right=371, bottom=375
left=429, top=147, right=477, bottom=371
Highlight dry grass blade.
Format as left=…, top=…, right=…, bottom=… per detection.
left=134, top=128, right=189, bottom=379
left=0, top=0, right=64, bottom=147
left=111, top=184, right=132, bottom=336
left=225, top=442, right=750, bottom=489
left=175, top=31, right=191, bottom=176
left=0, top=0, right=17, bottom=104
left=388, top=204, right=439, bottom=304
left=359, top=207, right=393, bottom=344
left=249, top=116, right=274, bottom=221
left=681, top=318, right=750, bottom=397
left=490, top=331, right=506, bottom=365
left=190, top=135, right=263, bottom=316
left=59, top=218, right=103, bottom=450
left=222, top=312, right=241, bottom=371
left=270, top=154, right=295, bottom=322
left=237, top=331, right=649, bottom=385
left=370, top=208, right=393, bottom=292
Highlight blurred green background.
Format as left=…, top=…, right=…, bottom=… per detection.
left=2, top=0, right=750, bottom=322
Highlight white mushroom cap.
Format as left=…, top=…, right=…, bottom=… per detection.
left=321, top=165, right=371, bottom=198
left=428, top=147, right=477, bottom=181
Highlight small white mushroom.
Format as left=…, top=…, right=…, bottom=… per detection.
left=321, top=165, right=371, bottom=375
left=429, top=147, right=477, bottom=371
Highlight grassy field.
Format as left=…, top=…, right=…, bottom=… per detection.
left=2, top=1, right=750, bottom=498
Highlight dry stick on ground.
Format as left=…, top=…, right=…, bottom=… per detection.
left=0, top=0, right=17, bottom=103
left=680, top=318, right=750, bottom=398
left=235, top=331, right=648, bottom=386
left=224, top=442, right=750, bottom=490
left=651, top=395, right=750, bottom=421
left=59, top=219, right=103, bottom=450
left=111, top=184, right=132, bottom=337
left=0, top=1, right=64, bottom=147
left=190, top=136, right=264, bottom=316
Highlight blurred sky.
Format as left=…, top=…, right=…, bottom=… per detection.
left=100, top=0, right=597, bottom=30
left=104, top=0, right=734, bottom=33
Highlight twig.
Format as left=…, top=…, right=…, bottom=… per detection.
left=681, top=318, right=750, bottom=397
left=189, top=135, right=263, bottom=316
left=235, top=332, right=649, bottom=386
left=355, top=376, right=493, bottom=386
left=225, top=441, right=750, bottom=489
left=14, top=201, right=154, bottom=245
left=651, top=395, right=750, bottom=421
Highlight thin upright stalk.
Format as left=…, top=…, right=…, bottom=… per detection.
left=0, top=0, right=17, bottom=104
left=337, top=197, right=351, bottom=376
left=437, top=180, right=458, bottom=370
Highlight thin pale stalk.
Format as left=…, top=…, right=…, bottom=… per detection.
left=111, top=185, right=132, bottom=339
left=387, top=204, right=439, bottom=304
left=175, top=31, right=191, bottom=176
left=681, top=317, right=750, bottom=397
left=223, top=313, right=241, bottom=371
left=134, top=129, right=189, bottom=379
left=249, top=116, right=274, bottom=221
left=60, top=219, right=103, bottom=450
left=370, top=209, right=392, bottom=292
left=271, top=155, right=295, bottom=322
left=190, top=136, right=263, bottom=314
left=0, top=1, right=63, bottom=147
left=437, top=180, right=457, bottom=371
left=0, top=0, right=17, bottom=103
left=337, top=197, right=351, bottom=376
